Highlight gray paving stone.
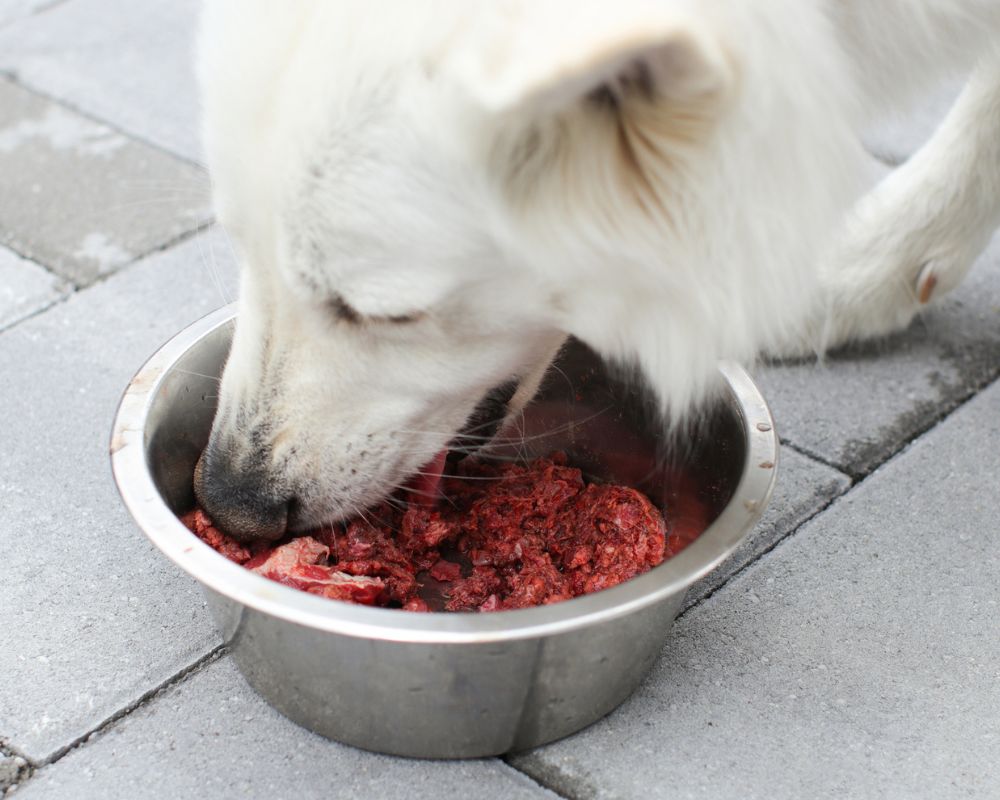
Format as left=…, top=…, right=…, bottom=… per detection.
left=0, top=78, right=210, bottom=286
left=863, top=79, right=961, bottom=165
left=0, top=0, right=201, bottom=162
left=514, top=377, right=1000, bottom=800
left=756, top=232, right=1000, bottom=478
left=0, top=229, right=238, bottom=763
left=0, top=245, right=67, bottom=331
left=16, top=657, right=556, bottom=800
left=685, top=447, right=850, bottom=608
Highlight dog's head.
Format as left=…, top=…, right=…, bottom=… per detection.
left=195, top=0, right=863, bottom=539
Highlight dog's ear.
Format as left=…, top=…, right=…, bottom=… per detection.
left=447, top=2, right=732, bottom=117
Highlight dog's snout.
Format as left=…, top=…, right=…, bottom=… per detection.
left=193, top=446, right=289, bottom=543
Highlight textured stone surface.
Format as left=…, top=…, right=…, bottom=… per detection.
left=0, top=230, right=238, bottom=763
left=0, top=0, right=202, bottom=161
left=514, top=378, right=1000, bottom=800
left=0, top=245, right=67, bottom=331
left=0, top=78, right=210, bottom=286
left=16, top=657, right=556, bottom=800
left=757, top=232, right=1000, bottom=477
left=685, top=447, right=850, bottom=607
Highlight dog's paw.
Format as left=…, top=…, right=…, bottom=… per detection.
left=830, top=190, right=981, bottom=333
left=770, top=155, right=993, bottom=360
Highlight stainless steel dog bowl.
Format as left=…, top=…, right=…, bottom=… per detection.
left=111, top=305, right=777, bottom=758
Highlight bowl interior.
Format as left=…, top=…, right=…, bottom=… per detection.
left=144, top=320, right=744, bottom=549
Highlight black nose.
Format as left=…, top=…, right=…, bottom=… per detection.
left=193, top=447, right=289, bottom=542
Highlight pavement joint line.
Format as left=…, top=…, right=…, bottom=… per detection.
left=841, top=368, right=1000, bottom=482
left=31, top=644, right=227, bottom=776
left=0, top=68, right=217, bottom=303
left=677, top=466, right=852, bottom=622
left=501, top=757, right=577, bottom=800
left=12, top=643, right=577, bottom=800
left=847, top=373, right=1000, bottom=482
left=777, top=352, right=1000, bottom=483
left=0, top=222, right=218, bottom=342
left=679, top=369, right=1000, bottom=621
left=778, top=438, right=847, bottom=475
left=0, top=283, right=76, bottom=336
left=78, top=219, right=219, bottom=292
left=0, top=238, right=70, bottom=285
left=0, top=288, right=69, bottom=335
left=0, top=70, right=208, bottom=171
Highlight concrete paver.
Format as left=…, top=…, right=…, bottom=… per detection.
left=0, top=0, right=202, bottom=162
left=15, top=657, right=557, bottom=800
left=0, top=245, right=67, bottom=330
left=0, top=78, right=210, bottom=286
left=514, top=377, right=1000, bottom=800
left=757, top=233, right=1000, bottom=477
left=0, top=230, right=237, bottom=763
left=685, top=447, right=850, bottom=607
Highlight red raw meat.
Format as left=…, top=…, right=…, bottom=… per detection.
left=183, top=453, right=706, bottom=613
left=429, top=559, right=462, bottom=582
left=247, top=537, right=386, bottom=604
left=180, top=508, right=251, bottom=564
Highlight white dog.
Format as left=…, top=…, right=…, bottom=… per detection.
left=193, top=0, right=1000, bottom=540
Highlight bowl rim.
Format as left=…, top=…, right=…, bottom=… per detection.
left=110, top=304, right=778, bottom=644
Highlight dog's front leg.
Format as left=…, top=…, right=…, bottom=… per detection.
left=787, top=52, right=1000, bottom=355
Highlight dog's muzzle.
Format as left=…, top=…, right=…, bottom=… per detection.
left=193, top=378, right=524, bottom=540
left=193, top=447, right=290, bottom=542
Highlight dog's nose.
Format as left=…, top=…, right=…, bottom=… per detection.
left=193, top=447, right=289, bottom=542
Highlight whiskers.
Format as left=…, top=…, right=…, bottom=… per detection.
left=394, top=403, right=614, bottom=464
left=193, top=225, right=236, bottom=308
left=173, top=368, right=222, bottom=384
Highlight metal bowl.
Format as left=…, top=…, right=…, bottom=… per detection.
left=110, top=305, right=777, bottom=758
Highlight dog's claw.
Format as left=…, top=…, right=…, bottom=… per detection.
left=917, top=264, right=938, bottom=305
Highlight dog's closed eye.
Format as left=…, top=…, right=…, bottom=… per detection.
left=329, top=295, right=362, bottom=324
left=328, top=294, right=423, bottom=325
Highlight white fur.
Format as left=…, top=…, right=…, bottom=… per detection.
left=195, top=0, right=1000, bottom=532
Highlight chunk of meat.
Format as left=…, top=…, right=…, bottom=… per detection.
left=181, top=508, right=251, bottom=564
left=183, top=453, right=705, bottom=612
left=248, top=538, right=385, bottom=604
left=429, top=559, right=462, bottom=582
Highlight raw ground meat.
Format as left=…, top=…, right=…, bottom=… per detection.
left=181, top=453, right=703, bottom=613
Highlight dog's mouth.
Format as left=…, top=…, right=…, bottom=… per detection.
left=403, top=449, right=449, bottom=506
left=401, top=378, right=523, bottom=507
left=285, top=379, right=526, bottom=532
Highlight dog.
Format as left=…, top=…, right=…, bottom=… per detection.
left=192, top=0, right=1000, bottom=541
